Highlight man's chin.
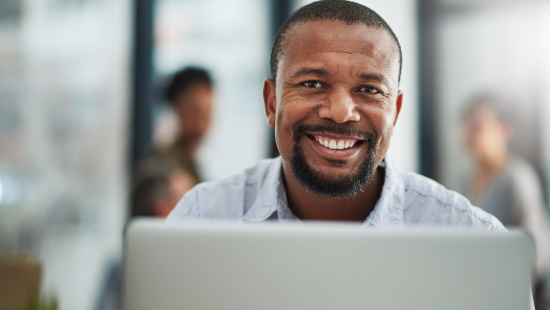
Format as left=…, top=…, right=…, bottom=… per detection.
left=290, top=157, right=371, bottom=198
left=306, top=167, right=353, bottom=184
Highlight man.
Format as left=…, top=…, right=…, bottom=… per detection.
left=156, top=66, right=214, bottom=184
left=167, top=1, right=502, bottom=230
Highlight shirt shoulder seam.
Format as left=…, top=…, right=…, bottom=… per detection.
left=404, top=187, right=496, bottom=227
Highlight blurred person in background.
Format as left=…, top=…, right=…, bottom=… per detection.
left=460, top=93, right=550, bottom=308
left=96, top=159, right=194, bottom=310
left=153, top=66, right=214, bottom=184
left=131, top=158, right=195, bottom=218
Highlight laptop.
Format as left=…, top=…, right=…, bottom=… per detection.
left=123, top=219, right=534, bottom=310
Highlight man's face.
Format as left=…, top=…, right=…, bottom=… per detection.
left=174, top=83, right=213, bottom=143
left=263, top=20, right=402, bottom=197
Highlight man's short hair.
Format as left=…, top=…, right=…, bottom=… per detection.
left=163, top=67, right=213, bottom=104
left=270, top=0, right=402, bottom=84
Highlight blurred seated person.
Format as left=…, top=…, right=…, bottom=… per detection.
left=460, top=93, right=550, bottom=303
left=131, top=158, right=195, bottom=217
left=154, top=66, right=214, bottom=184
left=95, top=159, right=193, bottom=310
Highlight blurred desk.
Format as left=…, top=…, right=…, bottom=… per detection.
left=0, top=255, right=42, bottom=310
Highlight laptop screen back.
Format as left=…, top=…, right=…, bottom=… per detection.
left=123, top=220, right=533, bottom=310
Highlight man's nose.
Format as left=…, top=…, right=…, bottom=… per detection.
left=318, top=88, right=360, bottom=123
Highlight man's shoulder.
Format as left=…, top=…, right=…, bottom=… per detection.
left=167, top=158, right=280, bottom=221
left=189, top=158, right=275, bottom=198
left=399, top=171, right=505, bottom=231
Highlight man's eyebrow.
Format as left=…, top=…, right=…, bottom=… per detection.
left=359, top=73, right=390, bottom=85
left=292, top=68, right=328, bottom=78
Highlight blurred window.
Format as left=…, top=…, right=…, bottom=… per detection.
left=0, top=1, right=129, bottom=309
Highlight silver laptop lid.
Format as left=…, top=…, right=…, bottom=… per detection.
left=124, top=219, right=533, bottom=310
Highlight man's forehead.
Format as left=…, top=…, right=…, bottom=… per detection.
left=292, top=19, right=397, bottom=48
left=280, top=20, right=400, bottom=79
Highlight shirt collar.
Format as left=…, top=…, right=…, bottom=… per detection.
left=363, top=156, right=405, bottom=227
left=243, top=156, right=405, bottom=226
left=243, top=157, right=284, bottom=221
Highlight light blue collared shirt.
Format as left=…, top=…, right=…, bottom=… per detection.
left=167, top=157, right=504, bottom=231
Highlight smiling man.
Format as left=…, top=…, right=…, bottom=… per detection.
left=167, top=0, right=503, bottom=230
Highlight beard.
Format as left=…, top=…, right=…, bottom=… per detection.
left=288, top=124, right=378, bottom=198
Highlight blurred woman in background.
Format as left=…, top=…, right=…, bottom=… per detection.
left=460, top=93, right=550, bottom=308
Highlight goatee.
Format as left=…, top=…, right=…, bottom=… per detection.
left=288, top=124, right=377, bottom=198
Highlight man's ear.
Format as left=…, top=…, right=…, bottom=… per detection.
left=263, top=78, right=276, bottom=127
left=393, top=91, right=403, bottom=126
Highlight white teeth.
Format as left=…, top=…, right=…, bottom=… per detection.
left=315, top=137, right=357, bottom=150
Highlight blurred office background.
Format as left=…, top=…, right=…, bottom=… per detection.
left=0, top=0, right=549, bottom=309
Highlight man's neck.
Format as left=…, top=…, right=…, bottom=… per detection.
left=282, top=165, right=385, bottom=222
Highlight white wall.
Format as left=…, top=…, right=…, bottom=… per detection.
left=540, top=4, right=550, bottom=201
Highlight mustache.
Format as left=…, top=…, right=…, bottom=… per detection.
left=293, top=123, right=376, bottom=143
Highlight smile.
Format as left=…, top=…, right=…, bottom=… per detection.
left=311, top=135, right=359, bottom=150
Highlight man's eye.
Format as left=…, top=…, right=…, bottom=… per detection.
left=302, top=81, right=322, bottom=88
left=359, top=86, right=380, bottom=94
